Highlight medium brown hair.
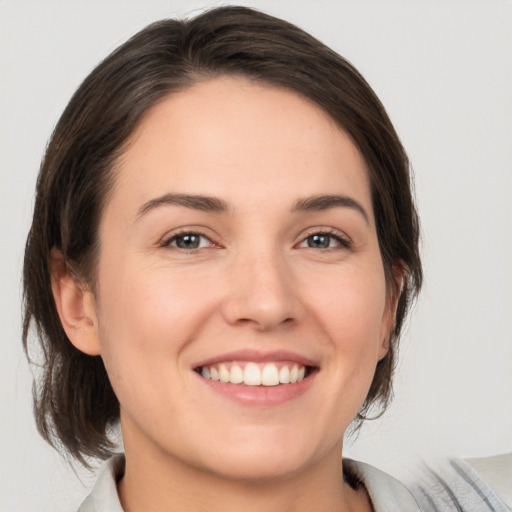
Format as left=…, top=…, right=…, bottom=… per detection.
left=23, top=6, right=422, bottom=465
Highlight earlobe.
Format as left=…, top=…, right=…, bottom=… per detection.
left=378, top=336, right=390, bottom=361
left=50, top=250, right=101, bottom=356
left=379, top=263, right=405, bottom=360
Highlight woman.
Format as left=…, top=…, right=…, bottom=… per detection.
left=21, top=6, right=509, bottom=512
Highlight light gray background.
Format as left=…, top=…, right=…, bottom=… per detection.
left=1, top=1, right=511, bottom=510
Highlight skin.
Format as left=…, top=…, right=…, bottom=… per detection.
left=52, top=77, right=399, bottom=511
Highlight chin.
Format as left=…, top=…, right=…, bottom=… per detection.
left=193, top=432, right=326, bottom=483
left=206, top=453, right=310, bottom=483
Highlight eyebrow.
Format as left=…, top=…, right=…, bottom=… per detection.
left=136, top=192, right=369, bottom=223
left=136, top=193, right=230, bottom=220
left=291, top=195, right=369, bottom=223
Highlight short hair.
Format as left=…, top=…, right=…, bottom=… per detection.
left=23, top=5, right=422, bottom=465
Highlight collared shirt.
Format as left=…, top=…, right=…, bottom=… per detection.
left=77, top=453, right=511, bottom=511
left=77, top=454, right=422, bottom=511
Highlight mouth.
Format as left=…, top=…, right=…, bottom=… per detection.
left=194, top=361, right=317, bottom=387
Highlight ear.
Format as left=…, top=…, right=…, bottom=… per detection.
left=378, top=263, right=405, bottom=360
left=50, top=249, right=101, bottom=356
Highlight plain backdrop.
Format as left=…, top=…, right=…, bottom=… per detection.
left=1, top=1, right=511, bottom=511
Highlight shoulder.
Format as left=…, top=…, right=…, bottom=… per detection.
left=345, top=455, right=512, bottom=512
left=464, top=452, right=512, bottom=508
left=344, top=458, right=421, bottom=511
left=406, top=454, right=511, bottom=512
left=77, top=454, right=125, bottom=512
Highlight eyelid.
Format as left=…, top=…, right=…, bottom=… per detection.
left=157, top=226, right=352, bottom=251
left=158, top=227, right=221, bottom=250
left=295, top=227, right=353, bottom=249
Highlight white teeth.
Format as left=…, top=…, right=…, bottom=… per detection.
left=219, top=364, right=230, bottom=383
left=290, top=364, right=299, bottom=383
left=230, top=365, right=244, bottom=384
left=279, top=365, right=290, bottom=384
left=200, top=362, right=309, bottom=386
left=244, top=362, right=262, bottom=386
left=261, top=364, right=279, bottom=386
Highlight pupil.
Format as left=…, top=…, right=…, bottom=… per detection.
left=308, top=234, right=329, bottom=248
left=177, top=234, right=200, bottom=249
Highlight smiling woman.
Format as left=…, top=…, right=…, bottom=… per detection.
left=79, top=80, right=398, bottom=497
left=19, top=5, right=507, bottom=512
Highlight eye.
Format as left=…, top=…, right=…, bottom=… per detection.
left=297, top=231, right=351, bottom=250
left=163, top=232, right=214, bottom=251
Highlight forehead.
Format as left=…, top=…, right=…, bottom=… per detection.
left=109, top=77, right=371, bottom=217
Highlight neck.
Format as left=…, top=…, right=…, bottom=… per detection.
left=118, top=434, right=372, bottom=512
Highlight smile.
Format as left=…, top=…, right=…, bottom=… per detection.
left=198, top=362, right=310, bottom=386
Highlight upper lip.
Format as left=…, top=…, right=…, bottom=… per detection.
left=193, top=349, right=319, bottom=369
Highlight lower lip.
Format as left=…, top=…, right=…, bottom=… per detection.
left=197, top=372, right=317, bottom=406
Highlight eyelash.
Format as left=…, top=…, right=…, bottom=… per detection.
left=296, top=229, right=352, bottom=251
left=160, top=227, right=352, bottom=254
left=160, top=230, right=217, bottom=252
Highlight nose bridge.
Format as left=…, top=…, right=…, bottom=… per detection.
left=222, top=240, right=298, bottom=330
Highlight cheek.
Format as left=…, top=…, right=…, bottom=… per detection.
left=99, top=258, right=210, bottom=336
left=306, top=262, right=388, bottom=344
left=307, top=262, right=389, bottom=392
left=94, top=262, right=214, bottom=394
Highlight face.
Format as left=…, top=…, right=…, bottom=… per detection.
left=80, top=77, right=394, bottom=481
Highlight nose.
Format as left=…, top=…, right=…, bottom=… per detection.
left=221, top=250, right=300, bottom=331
